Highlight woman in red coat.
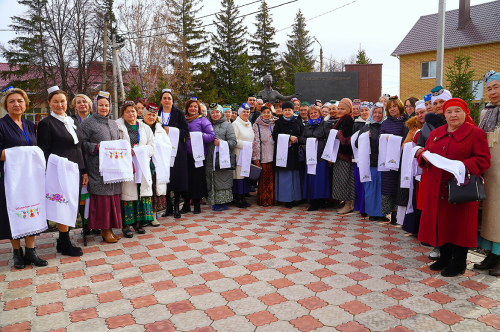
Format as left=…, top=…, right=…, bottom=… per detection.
left=416, top=98, right=491, bottom=277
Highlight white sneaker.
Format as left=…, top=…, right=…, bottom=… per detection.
left=151, top=215, right=160, bottom=227
left=429, top=248, right=440, bottom=260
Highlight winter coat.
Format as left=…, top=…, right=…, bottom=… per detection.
left=186, top=116, right=215, bottom=157
left=232, top=116, right=255, bottom=180
left=333, top=114, right=354, bottom=162
left=272, top=116, right=303, bottom=170
left=206, top=118, right=237, bottom=191
left=417, top=122, right=490, bottom=248
left=252, top=115, right=277, bottom=164
left=417, top=112, right=446, bottom=147
left=356, top=123, right=382, bottom=168
left=146, top=122, right=172, bottom=196
left=298, top=118, right=332, bottom=160
left=249, top=109, right=261, bottom=125
left=380, top=115, right=409, bottom=196
left=158, top=105, right=189, bottom=192
left=352, top=117, right=366, bottom=133
left=81, top=113, right=121, bottom=196
left=403, top=116, right=423, bottom=145
left=116, top=118, right=155, bottom=201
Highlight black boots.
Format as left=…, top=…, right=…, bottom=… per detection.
left=162, top=194, right=173, bottom=217
left=390, top=210, right=398, bottom=225
left=193, top=200, right=201, bottom=214
left=57, top=231, right=83, bottom=257
left=430, top=243, right=452, bottom=271
left=241, top=195, right=250, bottom=208
left=24, top=247, right=48, bottom=267
left=13, top=248, right=25, bottom=269
left=474, top=252, right=499, bottom=270
left=235, top=194, right=246, bottom=208
left=307, top=199, right=319, bottom=211
left=441, top=245, right=468, bottom=277
left=180, top=196, right=191, bottom=214
left=173, top=194, right=181, bottom=219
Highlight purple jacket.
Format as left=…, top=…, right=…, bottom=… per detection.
left=186, top=116, right=215, bottom=155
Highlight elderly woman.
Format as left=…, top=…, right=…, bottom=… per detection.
left=0, top=88, right=48, bottom=268
left=37, top=87, right=88, bottom=256
left=352, top=101, right=372, bottom=216
left=182, top=99, right=215, bottom=214
left=416, top=98, right=490, bottom=277
left=81, top=92, right=122, bottom=243
left=356, top=103, right=387, bottom=221
left=253, top=105, right=278, bottom=207
left=141, top=103, right=172, bottom=226
left=272, top=101, right=303, bottom=208
left=331, top=98, right=356, bottom=214
left=205, top=106, right=237, bottom=211
left=476, top=70, right=500, bottom=276
left=71, top=94, right=93, bottom=123
left=232, top=104, right=255, bottom=208
left=158, top=89, right=189, bottom=219
left=116, top=102, right=155, bottom=237
left=299, top=105, right=331, bottom=211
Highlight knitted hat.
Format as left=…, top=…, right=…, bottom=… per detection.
left=282, top=101, right=294, bottom=110
left=338, top=98, right=353, bottom=113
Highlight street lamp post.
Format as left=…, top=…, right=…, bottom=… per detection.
left=314, top=36, right=323, bottom=73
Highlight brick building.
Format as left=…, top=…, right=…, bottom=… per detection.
left=391, top=1, right=500, bottom=102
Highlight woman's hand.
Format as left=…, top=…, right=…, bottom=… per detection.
left=416, top=148, right=429, bottom=163
left=0, top=150, right=5, bottom=161
left=386, top=135, right=389, bottom=141
left=368, top=131, right=371, bottom=137
left=214, top=138, right=220, bottom=146
left=82, top=174, right=89, bottom=186
left=164, top=126, right=169, bottom=134
left=254, top=160, right=260, bottom=167
left=289, top=136, right=298, bottom=144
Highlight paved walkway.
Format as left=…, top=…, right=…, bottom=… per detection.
left=1, top=196, right=499, bottom=332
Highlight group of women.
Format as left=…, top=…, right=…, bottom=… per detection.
left=1, top=69, right=499, bottom=278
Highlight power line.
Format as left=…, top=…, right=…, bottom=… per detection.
left=121, top=0, right=298, bottom=40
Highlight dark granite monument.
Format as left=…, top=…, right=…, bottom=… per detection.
left=294, top=72, right=359, bottom=103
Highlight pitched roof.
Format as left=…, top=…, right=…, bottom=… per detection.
left=391, top=1, right=500, bottom=57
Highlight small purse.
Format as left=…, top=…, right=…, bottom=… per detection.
left=447, top=172, right=486, bottom=204
left=214, top=152, right=237, bottom=170
left=249, top=164, right=262, bottom=180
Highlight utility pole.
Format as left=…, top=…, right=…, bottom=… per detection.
left=115, top=48, right=126, bottom=103
left=436, top=0, right=446, bottom=86
left=314, top=37, right=323, bottom=72
left=112, top=34, right=118, bottom=119
left=102, top=14, right=108, bottom=91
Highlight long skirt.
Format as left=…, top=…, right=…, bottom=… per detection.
left=233, top=178, right=252, bottom=194
left=303, top=160, right=330, bottom=199
left=381, top=195, right=396, bottom=215
left=151, top=173, right=166, bottom=212
left=477, top=236, right=500, bottom=255
left=275, top=169, right=302, bottom=202
left=187, top=155, right=208, bottom=200
left=363, top=167, right=383, bottom=217
left=88, top=194, right=122, bottom=229
left=331, top=159, right=356, bottom=201
left=257, top=163, right=275, bottom=206
left=121, top=185, right=153, bottom=226
left=402, top=179, right=421, bottom=234
left=353, top=164, right=365, bottom=213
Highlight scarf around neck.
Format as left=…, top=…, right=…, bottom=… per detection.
left=308, top=118, right=322, bottom=126
left=51, top=112, right=79, bottom=144
left=186, top=114, right=202, bottom=123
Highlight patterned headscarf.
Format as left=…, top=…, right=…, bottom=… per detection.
left=366, top=102, right=387, bottom=124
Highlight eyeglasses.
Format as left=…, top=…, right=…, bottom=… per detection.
left=404, top=105, right=414, bottom=109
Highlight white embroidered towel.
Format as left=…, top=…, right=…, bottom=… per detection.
left=351, top=131, right=360, bottom=163
left=378, top=134, right=390, bottom=171
left=385, top=135, right=403, bottom=170
left=213, top=140, right=231, bottom=169
left=45, top=154, right=79, bottom=227
left=276, top=134, right=290, bottom=168
left=190, top=131, right=205, bottom=168
left=396, top=205, right=406, bottom=225
left=321, top=129, right=340, bottom=163
left=168, top=127, right=180, bottom=166
left=237, top=141, right=253, bottom=177
left=358, top=131, right=372, bottom=183
left=132, top=145, right=152, bottom=186
left=400, top=142, right=416, bottom=189
left=422, top=151, right=466, bottom=185
left=99, top=140, right=132, bottom=173
left=4, top=146, right=48, bottom=239
left=152, top=141, right=172, bottom=184
left=306, top=137, right=318, bottom=175
left=406, top=174, right=415, bottom=214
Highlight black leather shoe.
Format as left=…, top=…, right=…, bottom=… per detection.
left=24, top=247, right=48, bottom=267
left=368, top=216, right=379, bottom=221
left=441, top=264, right=466, bottom=277
left=489, top=261, right=500, bottom=276
left=193, top=201, right=201, bottom=214
left=173, top=195, right=181, bottom=219
left=307, top=200, right=319, bottom=211
left=235, top=195, right=246, bottom=208
left=242, top=197, right=251, bottom=208
left=474, top=252, right=499, bottom=270
left=180, top=201, right=191, bottom=214
left=56, top=238, right=83, bottom=257
left=285, top=202, right=293, bottom=209
left=13, top=248, right=25, bottom=269
left=429, top=259, right=451, bottom=271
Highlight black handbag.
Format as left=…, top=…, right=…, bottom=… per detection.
left=298, top=145, right=306, bottom=162
left=214, top=151, right=237, bottom=170
left=447, top=173, right=486, bottom=204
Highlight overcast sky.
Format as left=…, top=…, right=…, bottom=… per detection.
left=0, top=0, right=493, bottom=96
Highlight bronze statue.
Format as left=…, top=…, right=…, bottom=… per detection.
left=258, top=74, right=300, bottom=104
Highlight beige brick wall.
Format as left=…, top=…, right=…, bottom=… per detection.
left=399, top=42, right=500, bottom=102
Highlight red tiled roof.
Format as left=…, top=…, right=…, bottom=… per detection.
left=391, top=1, right=500, bottom=56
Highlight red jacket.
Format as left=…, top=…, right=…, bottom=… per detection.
left=417, top=122, right=491, bottom=247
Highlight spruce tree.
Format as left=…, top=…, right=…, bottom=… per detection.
left=249, top=0, right=279, bottom=81
left=282, top=9, right=315, bottom=87
left=211, top=0, right=247, bottom=103
left=169, top=0, right=207, bottom=71
left=356, top=49, right=372, bottom=64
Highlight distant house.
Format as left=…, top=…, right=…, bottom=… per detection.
left=391, top=1, right=500, bottom=102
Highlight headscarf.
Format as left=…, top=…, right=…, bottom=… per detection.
left=92, top=91, right=112, bottom=117
left=338, top=98, right=353, bottom=114
left=366, top=102, right=387, bottom=124
left=443, top=98, right=476, bottom=127
left=359, top=101, right=373, bottom=110
left=484, top=70, right=500, bottom=86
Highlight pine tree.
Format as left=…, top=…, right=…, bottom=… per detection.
left=211, top=0, right=247, bottom=102
left=169, top=0, right=208, bottom=71
left=356, top=49, right=372, bottom=64
left=249, top=0, right=279, bottom=81
left=282, top=9, right=315, bottom=87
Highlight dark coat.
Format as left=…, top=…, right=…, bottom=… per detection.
left=379, top=115, right=409, bottom=196
left=37, top=115, right=86, bottom=173
left=249, top=109, right=261, bottom=125
left=417, top=112, right=447, bottom=147
left=298, top=118, right=331, bottom=160
left=352, top=119, right=366, bottom=133
left=356, top=123, right=382, bottom=168
left=158, top=105, right=189, bottom=192
left=272, top=116, right=303, bottom=170
left=333, top=114, right=354, bottom=159
left=417, top=123, right=491, bottom=247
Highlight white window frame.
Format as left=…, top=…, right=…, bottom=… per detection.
left=420, top=61, right=437, bottom=79
left=471, top=80, right=483, bottom=101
